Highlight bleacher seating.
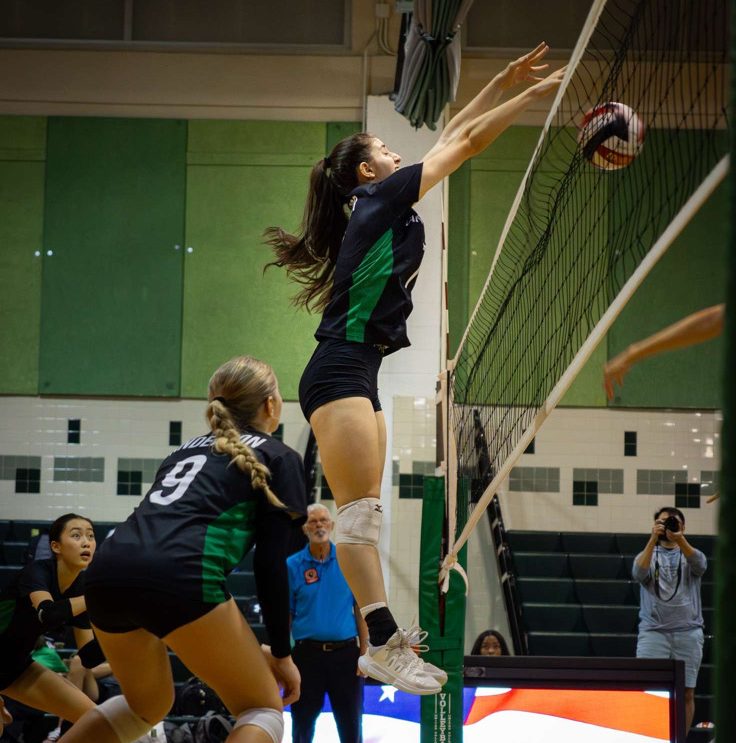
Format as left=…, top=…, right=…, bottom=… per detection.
left=508, top=529, right=717, bottom=741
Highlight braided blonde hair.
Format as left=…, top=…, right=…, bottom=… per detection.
left=206, top=356, right=285, bottom=509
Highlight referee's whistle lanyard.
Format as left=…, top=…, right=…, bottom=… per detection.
left=653, top=546, right=683, bottom=602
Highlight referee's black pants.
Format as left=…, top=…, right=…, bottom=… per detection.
left=291, top=640, right=364, bottom=743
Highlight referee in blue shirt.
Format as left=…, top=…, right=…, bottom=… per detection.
left=288, top=503, right=368, bottom=743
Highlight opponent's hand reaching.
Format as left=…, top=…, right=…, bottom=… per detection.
left=603, top=350, right=633, bottom=400
left=261, top=644, right=301, bottom=706
left=496, top=42, right=551, bottom=90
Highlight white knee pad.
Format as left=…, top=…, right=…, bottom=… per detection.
left=94, top=696, right=154, bottom=743
left=335, top=497, right=383, bottom=547
left=234, top=707, right=284, bottom=743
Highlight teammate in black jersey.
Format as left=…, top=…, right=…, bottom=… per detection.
left=61, top=356, right=307, bottom=743
left=266, top=44, right=565, bottom=695
left=0, top=513, right=104, bottom=727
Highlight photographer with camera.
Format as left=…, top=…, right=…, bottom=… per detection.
left=633, top=507, right=707, bottom=733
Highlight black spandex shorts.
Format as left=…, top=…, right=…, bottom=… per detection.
left=0, top=639, right=33, bottom=690
left=85, top=584, right=222, bottom=639
left=299, top=338, right=384, bottom=421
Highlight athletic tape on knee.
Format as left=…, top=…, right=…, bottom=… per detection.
left=233, top=707, right=283, bottom=743
left=94, top=695, right=155, bottom=743
left=335, top=497, right=383, bottom=546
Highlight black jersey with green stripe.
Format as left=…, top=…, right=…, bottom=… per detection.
left=316, top=163, right=424, bottom=352
left=85, top=429, right=307, bottom=606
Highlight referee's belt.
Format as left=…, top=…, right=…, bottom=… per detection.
left=295, top=638, right=357, bottom=652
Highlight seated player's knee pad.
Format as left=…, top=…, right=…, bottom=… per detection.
left=233, top=707, right=284, bottom=743
left=335, top=497, right=383, bottom=547
left=94, top=696, right=154, bottom=743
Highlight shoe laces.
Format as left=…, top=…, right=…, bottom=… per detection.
left=404, top=623, right=430, bottom=654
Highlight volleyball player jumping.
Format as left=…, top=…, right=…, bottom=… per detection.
left=60, top=356, right=307, bottom=743
left=266, top=44, right=565, bottom=694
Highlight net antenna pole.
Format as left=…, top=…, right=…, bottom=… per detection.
left=441, top=154, right=729, bottom=590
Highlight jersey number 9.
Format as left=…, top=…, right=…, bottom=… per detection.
left=149, top=455, right=207, bottom=506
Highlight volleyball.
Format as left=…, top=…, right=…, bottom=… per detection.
left=578, top=102, right=645, bottom=170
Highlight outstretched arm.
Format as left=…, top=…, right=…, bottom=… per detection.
left=424, top=42, right=551, bottom=159
left=419, top=65, right=565, bottom=200
left=604, top=304, right=725, bottom=399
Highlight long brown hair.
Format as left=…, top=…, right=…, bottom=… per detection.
left=207, top=356, right=285, bottom=509
left=264, top=132, right=375, bottom=312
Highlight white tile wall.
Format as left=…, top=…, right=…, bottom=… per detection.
left=387, top=396, right=721, bottom=646
left=0, top=396, right=311, bottom=523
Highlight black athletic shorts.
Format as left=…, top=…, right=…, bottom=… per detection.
left=85, top=584, right=220, bottom=639
left=0, top=639, right=33, bottom=690
left=299, top=338, right=385, bottom=421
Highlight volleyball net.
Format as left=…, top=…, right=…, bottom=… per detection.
left=439, top=0, right=730, bottom=588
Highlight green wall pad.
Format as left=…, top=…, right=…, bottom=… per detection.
left=40, top=117, right=187, bottom=396
left=448, top=125, right=726, bottom=409
left=0, top=116, right=46, bottom=394
left=181, top=120, right=333, bottom=400
left=420, top=476, right=466, bottom=743
left=606, top=145, right=728, bottom=409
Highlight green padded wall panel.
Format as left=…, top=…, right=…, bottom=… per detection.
left=449, top=125, right=726, bottom=409
left=40, top=118, right=186, bottom=396
left=182, top=121, right=332, bottom=400
left=0, top=117, right=46, bottom=394
left=607, top=175, right=727, bottom=409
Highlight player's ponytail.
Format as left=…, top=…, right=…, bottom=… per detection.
left=264, top=132, right=375, bottom=312
left=206, top=357, right=286, bottom=510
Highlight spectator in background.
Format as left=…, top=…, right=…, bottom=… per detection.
left=287, top=503, right=367, bottom=743
left=470, top=630, right=510, bottom=657
left=633, top=507, right=706, bottom=734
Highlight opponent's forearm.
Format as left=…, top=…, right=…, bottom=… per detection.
left=624, top=305, right=724, bottom=366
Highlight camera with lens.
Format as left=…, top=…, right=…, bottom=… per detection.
left=659, top=514, right=681, bottom=538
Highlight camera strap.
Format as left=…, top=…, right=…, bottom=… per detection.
left=653, top=547, right=682, bottom=602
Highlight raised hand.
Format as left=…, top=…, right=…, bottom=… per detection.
left=529, top=65, right=567, bottom=98
left=497, top=42, right=551, bottom=90
left=603, top=350, right=632, bottom=400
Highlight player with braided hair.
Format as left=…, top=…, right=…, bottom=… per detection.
left=61, top=356, right=307, bottom=743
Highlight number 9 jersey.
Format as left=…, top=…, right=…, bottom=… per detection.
left=85, top=428, right=307, bottom=606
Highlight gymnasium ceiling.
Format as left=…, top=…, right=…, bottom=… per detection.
left=0, top=0, right=622, bottom=56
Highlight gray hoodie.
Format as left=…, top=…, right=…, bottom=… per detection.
left=632, top=545, right=707, bottom=632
